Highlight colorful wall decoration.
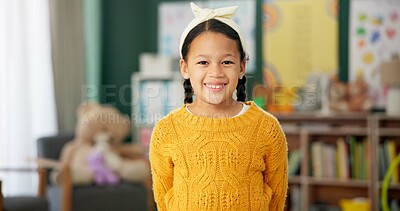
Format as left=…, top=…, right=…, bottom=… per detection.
left=350, top=0, right=400, bottom=108
left=158, top=1, right=256, bottom=72
left=263, top=0, right=338, bottom=88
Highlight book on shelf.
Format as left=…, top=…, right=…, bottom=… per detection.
left=336, top=138, right=350, bottom=179
left=358, top=138, right=367, bottom=180
left=322, top=144, right=336, bottom=178
left=379, top=144, right=388, bottom=181
left=365, top=137, right=370, bottom=180
left=347, top=136, right=368, bottom=180
left=310, top=136, right=369, bottom=180
left=348, top=136, right=358, bottom=179
left=380, top=140, right=400, bottom=183
left=288, top=149, right=302, bottom=176
left=289, top=185, right=301, bottom=211
left=311, top=141, right=337, bottom=178
left=311, top=141, right=323, bottom=178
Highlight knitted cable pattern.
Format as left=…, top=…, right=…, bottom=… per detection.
left=149, top=101, right=288, bottom=211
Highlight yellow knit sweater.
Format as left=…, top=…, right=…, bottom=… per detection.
left=149, top=101, right=288, bottom=211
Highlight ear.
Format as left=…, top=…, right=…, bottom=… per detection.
left=239, top=59, right=246, bottom=79
left=180, top=59, right=190, bottom=79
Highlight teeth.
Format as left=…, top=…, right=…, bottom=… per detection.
left=206, top=84, right=224, bottom=89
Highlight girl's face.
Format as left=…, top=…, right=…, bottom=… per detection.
left=180, top=31, right=246, bottom=106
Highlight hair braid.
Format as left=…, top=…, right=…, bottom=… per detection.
left=183, top=79, right=193, bottom=104
left=236, top=75, right=247, bottom=102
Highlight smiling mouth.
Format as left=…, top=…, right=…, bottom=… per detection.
left=205, top=83, right=226, bottom=91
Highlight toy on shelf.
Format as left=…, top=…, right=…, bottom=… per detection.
left=329, top=73, right=372, bottom=112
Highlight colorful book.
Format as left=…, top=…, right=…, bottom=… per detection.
left=322, top=144, right=336, bottom=178
left=379, top=144, right=388, bottom=181
left=311, top=142, right=323, bottom=178
left=288, top=149, right=302, bottom=176
left=364, top=138, right=370, bottom=180
left=358, top=140, right=366, bottom=180
left=337, top=138, right=350, bottom=179
left=348, top=136, right=357, bottom=179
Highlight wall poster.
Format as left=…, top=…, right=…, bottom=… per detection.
left=263, top=0, right=338, bottom=88
left=350, top=0, right=400, bottom=108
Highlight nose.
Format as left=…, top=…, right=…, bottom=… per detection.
left=208, top=63, right=224, bottom=78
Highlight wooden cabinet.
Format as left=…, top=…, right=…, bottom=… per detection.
left=276, top=113, right=400, bottom=211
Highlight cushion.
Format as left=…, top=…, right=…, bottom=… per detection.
left=3, top=196, right=48, bottom=211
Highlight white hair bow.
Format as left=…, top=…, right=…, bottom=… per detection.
left=179, top=2, right=246, bottom=58
left=190, top=2, right=238, bottom=20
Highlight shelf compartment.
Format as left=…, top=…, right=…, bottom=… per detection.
left=276, top=113, right=400, bottom=211
left=308, top=185, right=369, bottom=208
left=307, top=177, right=369, bottom=188
left=305, top=128, right=368, bottom=136
left=274, top=112, right=369, bottom=128
left=378, top=182, right=400, bottom=190
left=377, top=128, right=400, bottom=137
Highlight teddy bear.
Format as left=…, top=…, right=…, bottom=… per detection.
left=37, top=102, right=150, bottom=186
left=87, top=131, right=121, bottom=186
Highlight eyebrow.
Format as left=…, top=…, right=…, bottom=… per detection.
left=194, top=53, right=236, bottom=59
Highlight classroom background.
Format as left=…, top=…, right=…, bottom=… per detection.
left=1, top=0, right=400, bottom=211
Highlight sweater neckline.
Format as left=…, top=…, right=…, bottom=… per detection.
left=185, top=102, right=250, bottom=118
left=172, top=101, right=263, bottom=131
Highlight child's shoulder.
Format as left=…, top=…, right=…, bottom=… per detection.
left=151, top=106, right=186, bottom=141
left=245, top=101, right=280, bottom=123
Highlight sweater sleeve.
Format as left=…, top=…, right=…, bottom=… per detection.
left=149, top=122, right=174, bottom=211
left=263, top=117, right=288, bottom=210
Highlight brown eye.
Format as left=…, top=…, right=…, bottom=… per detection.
left=222, top=61, right=234, bottom=65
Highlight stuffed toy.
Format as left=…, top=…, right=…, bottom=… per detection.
left=87, top=132, right=121, bottom=186
left=37, top=102, right=150, bottom=186
left=329, top=75, right=349, bottom=111
left=329, top=73, right=372, bottom=112
left=347, top=71, right=372, bottom=112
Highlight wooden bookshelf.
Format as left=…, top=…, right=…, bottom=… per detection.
left=275, top=112, right=400, bottom=211
left=307, top=178, right=369, bottom=187
left=289, top=176, right=302, bottom=184
left=378, top=182, right=400, bottom=190
left=371, top=115, right=400, bottom=211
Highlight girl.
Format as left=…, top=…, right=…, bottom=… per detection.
left=149, top=3, right=288, bottom=210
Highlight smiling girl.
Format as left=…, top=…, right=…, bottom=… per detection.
left=149, top=3, right=288, bottom=210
